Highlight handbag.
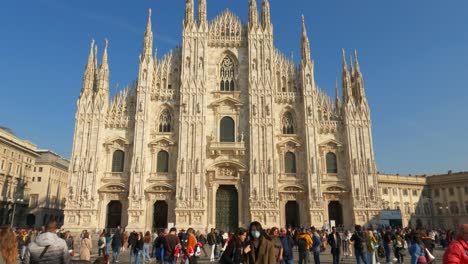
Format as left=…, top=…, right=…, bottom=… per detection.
left=69, top=249, right=74, bottom=257
left=417, top=255, right=427, bottom=263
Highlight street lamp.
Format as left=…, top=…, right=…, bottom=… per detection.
left=10, top=198, right=24, bottom=228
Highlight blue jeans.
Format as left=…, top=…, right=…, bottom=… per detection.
left=134, top=250, right=142, bottom=264
left=313, top=250, right=321, bottom=264
left=355, top=250, right=368, bottom=264
left=112, top=247, right=121, bottom=263
left=281, top=259, right=294, bottom=264
left=384, top=243, right=391, bottom=263
left=142, top=244, right=151, bottom=262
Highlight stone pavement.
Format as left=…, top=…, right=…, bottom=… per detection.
left=70, top=242, right=446, bottom=264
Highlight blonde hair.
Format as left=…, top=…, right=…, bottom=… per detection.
left=0, top=226, right=18, bottom=264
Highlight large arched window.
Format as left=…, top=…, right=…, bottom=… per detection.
left=158, top=110, right=172, bottom=133
left=156, top=151, right=169, bottom=173
left=282, top=112, right=295, bottom=134
left=284, top=152, right=296, bottom=174
left=112, top=150, right=125, bottom=172
left=220, top=117, right=235, bottom=142
left=220, top=57, right=235, bottom=91
left=326, top=152, right=338, bottom=173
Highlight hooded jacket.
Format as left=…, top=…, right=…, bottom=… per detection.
left=443, top=238, right=468, bottom=264
left=24, top=232, right=70, bottom=264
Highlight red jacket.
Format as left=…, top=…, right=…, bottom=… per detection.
left=443, top=238, right=468, bottom=264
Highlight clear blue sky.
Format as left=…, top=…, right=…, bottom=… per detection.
left=1, top=0, right=467, bottom=175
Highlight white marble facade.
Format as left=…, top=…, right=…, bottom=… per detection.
left=64, top=0, right=381, bottom=233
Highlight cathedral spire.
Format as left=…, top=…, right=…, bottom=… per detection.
left=341, top=49, right=353, bottom=103
left=335, top=78, right=340, bottom=108
left=198, top=0, right=207, bottom=28
left=301, top=15, right=311, bottom=62
left=354, top=49, right=367, bottom=100
left=261, top=0, right=272, bottom=30
left=185, top=0, right=194, bottom=27
left=249, top=0, right=259, bottom=29
left=80, top=39, right=96, bottom=95
left=142, top=9, right=153, bottom=59
left=97, top=39, right=109, bottom=92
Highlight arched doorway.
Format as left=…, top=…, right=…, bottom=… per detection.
left=153, top=201, right=168, bottom=230
left=328, top=201, right=343, bottom=227
left=106, top=201, right=122, bottom=228
left=216, top=185, right=238, bottom=232
left=26, top=214, right=36, bottom=227
left=285, top=201, right=300, bottom=228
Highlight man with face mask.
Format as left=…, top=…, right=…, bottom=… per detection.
left=244, top=221, right=276, bottom=264
left=443, top=224, right=468, bottom=264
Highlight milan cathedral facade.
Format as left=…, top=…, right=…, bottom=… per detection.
left=64, top=0, right=381, bottom=232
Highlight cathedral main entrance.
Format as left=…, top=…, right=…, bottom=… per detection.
left=285, top=201, right=300, bottom=228
left=328, top=201, right=343, bottom=227
left=106, top=201, right=122, bottom=228
left=216, top=185, right=238, bottom=232
left=153, top=201, right=168, bottom=230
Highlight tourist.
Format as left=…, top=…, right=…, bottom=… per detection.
left=382, top=227, right=393, bottom=264
left=443, top=224, right=468, bottom=264
left=154, top=229, right=166, bottom=262
left=164, top=227, right=180, bottom=264
left=207, top=228, right=217, bottom=262
left=0, top=225, right=18, bottom=264
left=327, top=226, right=341, bottom=264
left=268, top=227, right=283, bottom=263
left=122, top=230, right=129, bottom=253
left=296, top=229, right=312, bottom=264
left=25, top=220, right=70, bottom=263
left=80, top=231, right=93, bottom=261
left=394, top=230, right=406, bottom=264
left=351, top=225, right=367, bottom=264
left=63, top=231, right=74, bottom=257
left=18, top=229, right=30, bottom=261
left=111, top=227, right=123, bottom=263
left=133, top=232, right=144, bottom=264
left=244, top=221, right=275, bottom=263
left=98, top=231, right=106, bottom=257
left=128, top=231, right=138, bottom=264
left=408, top=234, right=425, bottom=264
left=219, top=228, right=247, bottom=264
left=365, top=229, right=378, bottom=264
left=342, top=230, right=350, bottom=257
left=310, top=226, right=322, bottom=264
left=185, top=228, right=198, bottom=264
left=196, top=231, right=208, bottom=257
left=142, top=231, right=152, bottom=263
left=279, top=227, right=294, bottom=264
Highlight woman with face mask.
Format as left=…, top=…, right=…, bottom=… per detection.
left=244, top=221, right=276, bottom=264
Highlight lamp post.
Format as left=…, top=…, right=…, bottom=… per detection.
left=10, top=198, right=24, bottom=228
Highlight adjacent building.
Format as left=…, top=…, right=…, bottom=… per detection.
left=0, top=127, right=38, bottom=226
left=378, top=172, right=468, bottom=231
left=0, top=127, right=69, bottom=228
left=26, top=150, right=69, bottom=228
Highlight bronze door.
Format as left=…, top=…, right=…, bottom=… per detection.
left=106, top=201, right=122, bottom=228
left=216, top=185, right=238, bottom=232
left=153, top=201, right=168, bottom=229
left=328, top=201, right=343, bottom=227
left=285, top=201, right=300, bottom=228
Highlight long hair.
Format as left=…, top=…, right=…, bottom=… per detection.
left=0, top=226, right=18, bottom=264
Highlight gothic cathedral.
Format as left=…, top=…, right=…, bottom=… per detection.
left=64, top=0, right=381, bottom=232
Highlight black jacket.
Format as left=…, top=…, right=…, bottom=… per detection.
left=111, top=232, right=123, bottom=251
left=219, top=240, right=244, bottom=264
left=327, top=233, right=341, bottom=254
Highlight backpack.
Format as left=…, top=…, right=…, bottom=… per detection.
left=297, top=237, right=308, bottom=252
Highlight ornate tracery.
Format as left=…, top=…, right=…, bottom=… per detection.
left=158, top=109, right=172, bottom=133
left=220, top=57, right=235, bottom=91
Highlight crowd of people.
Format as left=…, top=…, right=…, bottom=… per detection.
left=0, top=220, right=467, bottom=264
